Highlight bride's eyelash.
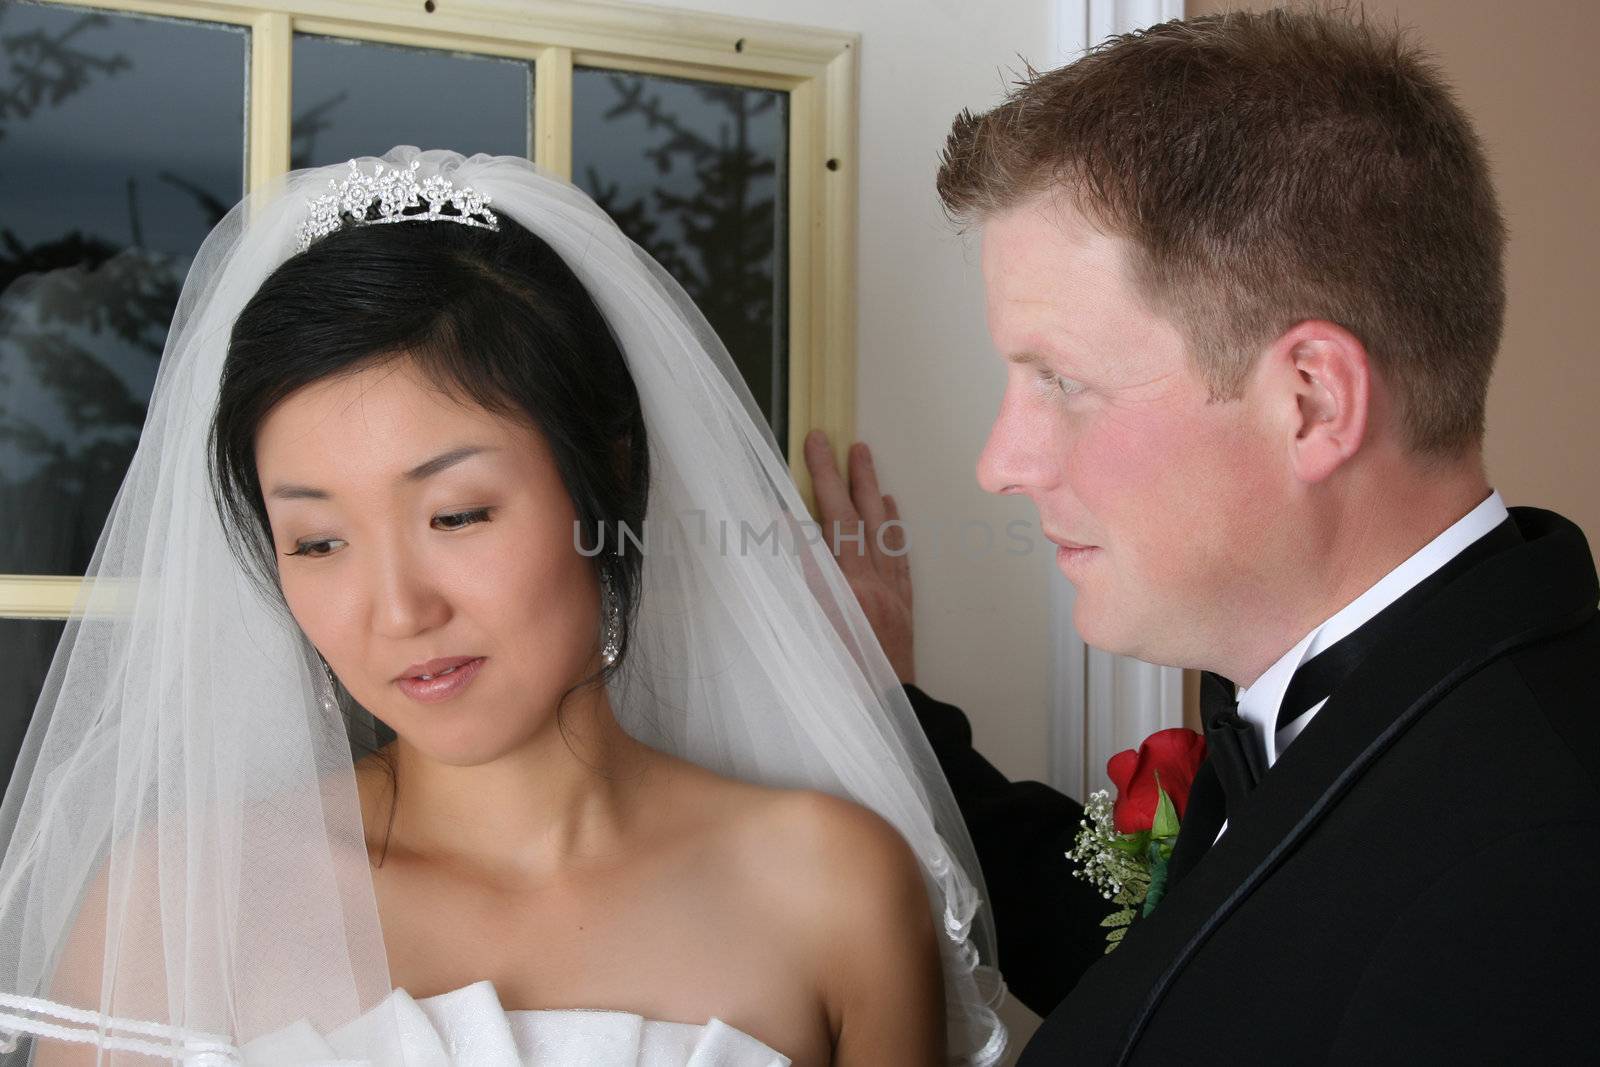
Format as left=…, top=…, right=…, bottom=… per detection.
left=284, top=538, right=343, bottom=559
left=283, top=508, right=495, bottom=558
left=430, top=507, right=494, bottom=532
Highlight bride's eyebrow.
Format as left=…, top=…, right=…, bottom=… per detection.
left=268, top=481, right=331, bottom=501
left=266, top=445, right=499, bottom=501
left=403, top=444, right=499, bottom=482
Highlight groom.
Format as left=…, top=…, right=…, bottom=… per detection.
left=809, top=7, right=1598, bottom=1063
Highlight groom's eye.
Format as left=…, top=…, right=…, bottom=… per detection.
left=1037, top=368, right=1085, bottom=397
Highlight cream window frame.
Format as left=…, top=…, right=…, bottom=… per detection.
left=2, top=0, right=858, bottom=619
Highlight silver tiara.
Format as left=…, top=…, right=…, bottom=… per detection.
left=295, top=159, right=499, bottom=252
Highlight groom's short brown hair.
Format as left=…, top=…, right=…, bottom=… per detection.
left=937, top=6, right=1505, bottom=455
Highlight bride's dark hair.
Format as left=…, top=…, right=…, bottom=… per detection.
left=208, top=214, right=651, bottom=735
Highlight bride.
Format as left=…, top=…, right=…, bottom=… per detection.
left=0, top=149, right=1004, bottom=1066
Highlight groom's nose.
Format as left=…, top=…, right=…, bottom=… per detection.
left=977, top=390, right=1055, bottom=499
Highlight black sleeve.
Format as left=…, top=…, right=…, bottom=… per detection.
left=905, top=683, right=1111, bottom=1016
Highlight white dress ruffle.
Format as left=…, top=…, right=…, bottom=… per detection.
left=239, top=980, right=792, bottom=1066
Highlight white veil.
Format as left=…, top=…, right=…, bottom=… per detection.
left=0, top=148, right=1006, bottom=1065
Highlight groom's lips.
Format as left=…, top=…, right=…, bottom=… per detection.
left=1045, top=531, right=1100, bottom=570
left=1056, top=544, right=1100, bottom=570
left=1043, top=530, right=1096, bottom=550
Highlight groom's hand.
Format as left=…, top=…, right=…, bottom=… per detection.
left=803, top=429, right=916, bottom=685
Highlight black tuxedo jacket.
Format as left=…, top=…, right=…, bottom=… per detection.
left=912, top=507, right=1600, bottom=1064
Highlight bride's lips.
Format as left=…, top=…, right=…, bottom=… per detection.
left=395, top=655, right=486, bottom=704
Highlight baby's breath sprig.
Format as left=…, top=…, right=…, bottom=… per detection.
left=1067, top=791, right=1131, bottom=899
left=1067, top=786, right=1178, bottom=953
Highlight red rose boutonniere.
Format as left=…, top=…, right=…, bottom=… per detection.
left=1067, top=728, right=1207, bottom=952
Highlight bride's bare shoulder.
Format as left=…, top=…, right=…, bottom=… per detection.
left=657, top=759, right=945, bottom=1050
left=659, top=757, right=934, bottom=928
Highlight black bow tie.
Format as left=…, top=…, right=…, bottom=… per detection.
left=1201, top=671, right=1262, bottom=821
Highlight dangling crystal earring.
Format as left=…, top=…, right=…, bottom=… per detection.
left=316, top=654, right=341, bottom=717
left=599, top=568, right=622, bottom=668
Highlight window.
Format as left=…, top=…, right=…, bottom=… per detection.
left=0, top=0, right=857, bottom=770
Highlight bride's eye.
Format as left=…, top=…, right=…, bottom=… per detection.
left=285, top=537, right=345, bottom=558
left=432, top=507, right=493, bottom=532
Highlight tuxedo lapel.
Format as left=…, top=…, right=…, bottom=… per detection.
left=1030, top=509, right=1599, bottom=1066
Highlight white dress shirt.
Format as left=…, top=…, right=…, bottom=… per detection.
left=1215, top=490, right=1509, bottom=840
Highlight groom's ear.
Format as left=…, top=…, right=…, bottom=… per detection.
left=1266, top=319, right=1372, bottom=485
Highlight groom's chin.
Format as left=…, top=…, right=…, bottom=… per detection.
left=1069, top=597, right=1130, bottom=657
left=1070, top=593, right=1167, bottom=666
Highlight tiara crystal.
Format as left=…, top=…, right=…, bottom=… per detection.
left=295, top=159, right=499, bottom=252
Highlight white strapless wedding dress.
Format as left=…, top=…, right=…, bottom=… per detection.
left=239, top=980, right=792, bottom=1066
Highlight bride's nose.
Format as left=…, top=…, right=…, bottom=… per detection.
left=366, top=540, right=451, bottom=639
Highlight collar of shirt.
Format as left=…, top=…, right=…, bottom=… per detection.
left=1234, top=489, right=1509, bottom=768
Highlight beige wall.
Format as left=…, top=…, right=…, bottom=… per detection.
left=1184, top=0, right=1600, bottom=548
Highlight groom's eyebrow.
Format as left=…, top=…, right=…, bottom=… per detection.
left=1009, top=344, right=1091, bottom=371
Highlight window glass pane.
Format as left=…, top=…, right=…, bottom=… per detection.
left=292, top=35, right=532, bottom=167
left=572, top=68, right=789, bottom=447
left=0, top=1, right=246, bottom=576
left=0, top=618, right=63, bottom=795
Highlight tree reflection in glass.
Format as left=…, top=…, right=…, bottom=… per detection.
left=0, top=3, right=246, bottom=578
left=574, top=69, right=789, bottom=448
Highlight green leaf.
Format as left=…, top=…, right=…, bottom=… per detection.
left=1151, top=777, right=1181, bottom=840
left=1100, top=907, right=1137, bottom=928
left=1142, top=853, right=1171, bottom=918
left=1106, top=926, right=1127, bottom=942
left=1110, top=830, right=1150, bottom=855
